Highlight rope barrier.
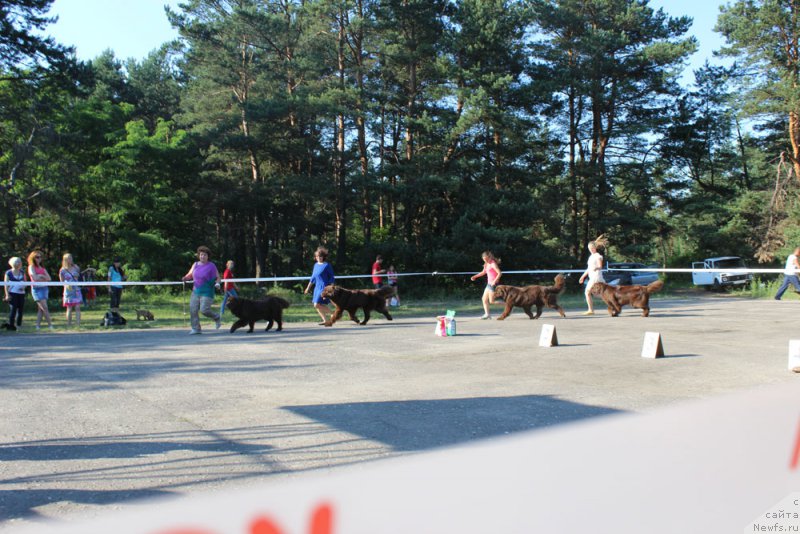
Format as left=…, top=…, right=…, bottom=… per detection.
left=0, top=266, right=792, bottom=287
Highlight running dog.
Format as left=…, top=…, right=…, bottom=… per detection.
left=591, top=279, right=664, bottom=317
left=493, top=274, right=566, bottom=320
left=227, top=295, right=290, bottom=333
left=319, top=285, right=395, bottom=325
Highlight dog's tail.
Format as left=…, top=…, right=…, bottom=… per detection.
left=273, top=296, right=291, bottom=309
left=376, top=285, right=396, bottom=299
left=546, top=273, right=566, bottom=295
left=645, top=279, right=664, bottom=294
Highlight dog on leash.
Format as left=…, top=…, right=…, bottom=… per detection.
left=227, top=295, right=290, bottom=333
left=493, top=274, right=566, bottom=320
left=591, top=279, right=664, bottom=317
left=319, top=285, right=395, bottom=325
left=136, top=309, right=155, bottom=321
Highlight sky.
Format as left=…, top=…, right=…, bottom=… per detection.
left=44, top=0, right=730, bottom=79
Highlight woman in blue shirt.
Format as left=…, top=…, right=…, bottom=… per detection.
left=304, top=246, right=335, bottom=326
left=108, top=258, right=126, bottom=311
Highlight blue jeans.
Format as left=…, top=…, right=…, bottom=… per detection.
left=220, top=289, right=238, bottom=316
left=775, top=275, right=800, bottom=299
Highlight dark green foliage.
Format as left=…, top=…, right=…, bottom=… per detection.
left=1, top=0, right=796, bottom=283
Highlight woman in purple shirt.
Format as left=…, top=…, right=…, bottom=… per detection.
left=182, top=245, right=221, bottom=335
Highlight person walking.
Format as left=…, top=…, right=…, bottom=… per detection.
left=578, top=235, right=608, bottom=315
left=59, top=253, right=82, bottom=328
left=4, top=257, right=27, bottom=330
left=182, top=246, right=221, bottom=335
left=470, top=251, right=502, bottom=320
left=27, top=251, right=53, bottom=330
left=219, top=260, right=239, bottom=317
left=108, top=258, right=126, bottom=311
left=371, top=255, right=386, bottom=289
left=304, top=246, right=335, bottom=326
left=775, top=247, right=800, bottom=300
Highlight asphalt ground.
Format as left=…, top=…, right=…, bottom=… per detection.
left=0, top=294, right=797, bottom=531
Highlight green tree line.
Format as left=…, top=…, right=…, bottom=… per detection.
left=1, top=0, right=798, bottom=282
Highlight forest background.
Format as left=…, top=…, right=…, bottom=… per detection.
left=2, top=0, right=799, bottom=286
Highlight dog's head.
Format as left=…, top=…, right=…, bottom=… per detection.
left=227, top=295, right=242, bottom=314
left=590, top=282, right=608, bottom=295
left=493, top=285, right=509, bottom=300
left=320, top=285, right=337, bottom=300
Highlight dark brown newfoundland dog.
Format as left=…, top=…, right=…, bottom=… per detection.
left=591, top=279, right=664, bottom=317
left=320, top=285, right=395, bottom=325
left=493, top=274, right=566, bottom=320
left=227, top=295, right=290, bottom=333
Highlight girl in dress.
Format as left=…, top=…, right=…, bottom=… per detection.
left=304, top=247, right=335, bottom=326
left=27, top=251, right=53, bottom=330
left=59, top=253, right=82, bottom=328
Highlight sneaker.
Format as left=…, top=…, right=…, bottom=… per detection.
left=35, top=326, right=40, bottom=331
left=480, top=314, right=491, bottom=320
left=189, top=329, right=202, bottom=335
left=582, top=311, right=594, bottom=316
left=215, top=317, right=222, bottom=330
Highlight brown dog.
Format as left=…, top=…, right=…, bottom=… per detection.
left=494, top=274, right=566, bottom=320
left=227, top=295, right=290, bottom=332
left=591, top=279, right=664, bottom=317
left=320, top=285, right=395, bottom=325
left=135, top=309, right=155, bottom=321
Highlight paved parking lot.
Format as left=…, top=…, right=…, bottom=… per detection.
left=0, top=295, right=797, bottom=530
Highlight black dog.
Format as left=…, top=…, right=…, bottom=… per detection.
left=227, top=295, right=290, bottom=333
left=100, top=311, right=127, bottom=327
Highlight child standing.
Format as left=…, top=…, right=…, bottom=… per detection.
left=387, top=265, right=400, bottom=306
left=219, top=260, right=239, bottom=317
left=27, top=251, right=53, bottom=330
left=4, top=257, right=27, bottom=330
left=59, top=253, right=82, bottom=328
left=470, top=251, right=502, bottom=320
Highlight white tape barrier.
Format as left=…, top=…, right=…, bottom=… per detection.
left=0, top=266, right=795, bottom=287
left=11, top=382, right=800, bottom=534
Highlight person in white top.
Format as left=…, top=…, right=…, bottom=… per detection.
left=775, top=247, right=800, bottom=300
left=578, top=236, right=607, bottom=315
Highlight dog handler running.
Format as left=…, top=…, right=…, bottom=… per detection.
left=304, top=246, right=335, bottom=326
left=182, top=246, right=222, bottom=335
left=471, top=251, right=502, bottom=320
left=578, top=235, right=607, bottom=315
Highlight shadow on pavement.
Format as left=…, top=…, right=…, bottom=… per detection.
left=286, top=394, right=621, bottom=451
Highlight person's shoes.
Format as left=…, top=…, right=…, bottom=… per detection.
left=189, top=329, right=202, bottom=335
left=35, top=326, right=40, bottom=331
left=480, top=314, right=491, bottom=320
left=318, top=321, right=328, bottom=326
left=215, top=317, right=222, bottom=330
left=582, top=311, right=594, bottom=315
left=48, top=326, right=55, bottom=331
left=775, top=297, right=781, bottom=300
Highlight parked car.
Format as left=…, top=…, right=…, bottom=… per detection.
left=603, top=262, right=661, bottom=286
left=691, top=256, right=752, bottom=290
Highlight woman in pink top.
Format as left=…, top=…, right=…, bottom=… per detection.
left=470, top=251, right=502, bottom=320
